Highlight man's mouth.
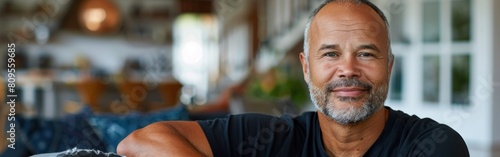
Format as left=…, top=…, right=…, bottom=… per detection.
left=332, top=87, right=368, bottom=97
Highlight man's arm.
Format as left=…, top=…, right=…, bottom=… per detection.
left=117, top=121, right=213, bottom=157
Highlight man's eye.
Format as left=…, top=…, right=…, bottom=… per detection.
left=324, top=52, right=338, bottom=57
left=358, top=52, right=374, bottom=58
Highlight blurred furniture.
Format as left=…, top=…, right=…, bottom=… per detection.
left=116, top=80, right=148, bottom=112
left=156, top=81, right=183, bottom=108
left=0, top=105, right=191, bottom=156
left=0, top=77, right=7, bottom=153
left=75, top=79, right=107, bottom=112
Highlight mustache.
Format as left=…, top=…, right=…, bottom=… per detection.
left=325, top=78, right=372, bottom=92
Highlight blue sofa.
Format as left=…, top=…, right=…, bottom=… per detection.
left=0, top=104, right=203, bottom=157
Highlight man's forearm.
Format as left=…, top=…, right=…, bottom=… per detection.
left=117, top=122, right=210, bottom=156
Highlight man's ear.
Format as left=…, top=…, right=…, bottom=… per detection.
left=299, top=52, right=309, bottom=84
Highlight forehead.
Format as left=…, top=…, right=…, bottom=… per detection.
left=309, top=2, right=387, bottom=45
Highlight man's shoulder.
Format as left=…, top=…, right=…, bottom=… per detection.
left=388, top=107, right=462, bottom=141
left=389, top=108, right=458, bottom=136
left=387, top=108, right=469, bottom=156
left=390, top=108, right=441, bottom=130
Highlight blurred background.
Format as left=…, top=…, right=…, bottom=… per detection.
left=0, top=0, right=498, bottom=156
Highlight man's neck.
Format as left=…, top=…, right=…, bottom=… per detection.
left=318, top=107, right=388, bottom=157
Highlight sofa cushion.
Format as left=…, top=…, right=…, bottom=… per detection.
left=1, top=108, right=106, bottom=156
left=87, top=105, right=190, bottom=152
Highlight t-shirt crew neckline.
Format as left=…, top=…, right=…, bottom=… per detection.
left=314, top=106, right=396, bottom=156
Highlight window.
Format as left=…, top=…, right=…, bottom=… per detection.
left=173, top=14, right=219, bottom=104
left=422, top=0, right=440, bottom=43
left=389, top=56, right=403, bottom=101
left=422, top=55, right=440, bottom=103
left=452, top=0, right=471, bottom=41
left=387, top=0, right=472, bottom=106
left=388, top=2, right=408, bottom=44
left=451, top=54, right=470, bottom=105
left=420, top=0, right=471, bottom=105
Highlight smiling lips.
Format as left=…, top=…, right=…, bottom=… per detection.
left=332, top=87, right=368, bottom=97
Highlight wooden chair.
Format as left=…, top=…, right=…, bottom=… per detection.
left=75, top=79, right=107, bottom=112
left=154, top=81, right=183, bottom=109
left=117, top=80, right=148, bottom=112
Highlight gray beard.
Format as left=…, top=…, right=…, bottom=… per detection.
left=308, top=77, right=388, bottom=125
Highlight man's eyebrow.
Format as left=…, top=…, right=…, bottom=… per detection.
left=317, top=44, right=339, bottom=51
left=358, top=44, right=381, bottom=53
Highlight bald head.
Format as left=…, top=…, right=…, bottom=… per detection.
left=303, top=0, right=392, bottom=65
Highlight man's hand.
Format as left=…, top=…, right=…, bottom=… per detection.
left=117, top=121, right=213, bottom=157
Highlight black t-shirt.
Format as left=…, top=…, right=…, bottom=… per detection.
left=198, top=107, right=469, bottom=157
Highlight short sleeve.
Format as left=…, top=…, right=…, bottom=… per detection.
left=198, top=113, right=294, bottom=157
left=407, top=125, right=469, bottom=157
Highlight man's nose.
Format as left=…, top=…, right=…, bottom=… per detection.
left=336, top=56, right=361, bottom=79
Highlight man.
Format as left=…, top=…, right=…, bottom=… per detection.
left=117, top=0, right=469, bottom=156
